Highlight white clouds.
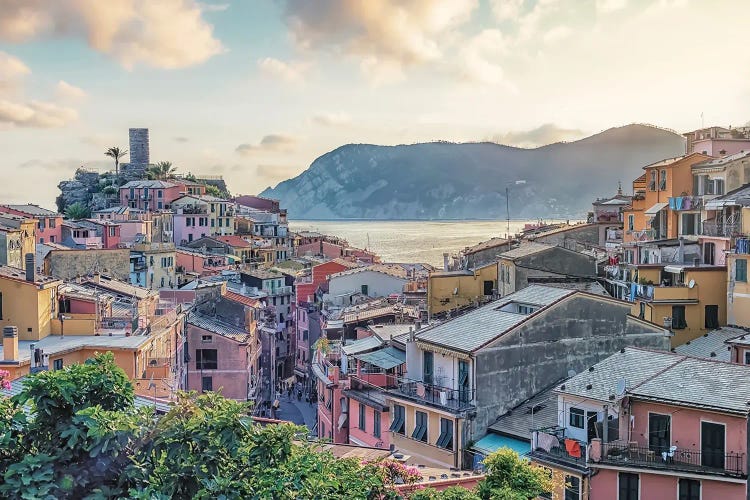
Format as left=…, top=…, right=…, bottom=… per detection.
left=236, top=134, right=299, bottom=155
left=0, top=0, right=224, bottom=69
left=55, top=81, right=87, bottom=100
left=0, top=52, right=30, bottom=89
left=312, top=112, right=351, bottom=127
left=596, top=0, right=627, bottom=13
left=283, top=0, right=477, bottom=82
left=543, top=25, right=572, bottom=44
left=489, top=0, right=525, bottom=21
left=459, top=29, right=508, bottom=85
left=257, top=57, right=309, bottom=83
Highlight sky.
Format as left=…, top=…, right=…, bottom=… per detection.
left=0, top=0, right=749, bottom=208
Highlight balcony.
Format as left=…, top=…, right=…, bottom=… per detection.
left=529, top=429, right=588, bottom=469
left=390, top=377, right=474, bottom=412
left=702, top=219, right=741, bottom=237
left=593, top=442, right=746, bottom=478
left=630, top=229, right=656, bottom=242
left=668, top=196, right=702, bottom=211
left=641, top=284, right=699, bottom=302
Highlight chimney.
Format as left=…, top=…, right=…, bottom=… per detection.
left=443, top=252, right=450, bottom=272
left=25, top=253, right=35, bottom=282
left=3, top=326, right=18, bottom=362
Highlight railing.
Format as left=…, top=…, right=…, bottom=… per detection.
left=350, top=371, right=399, bottom=389
left=596, top=442, right=746, bottom=477
left=630, top=229, right=656, bottom=241
left=530, top=429, right=587, bottom=467
left=390, top=377, right=474, bottom=412
left=702, top=220, right=741, bottom=237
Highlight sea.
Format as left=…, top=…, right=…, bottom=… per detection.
left=288, top=219, right=576, bottom=266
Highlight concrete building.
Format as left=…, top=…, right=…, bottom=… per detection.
left=171, top=195, right=235, bottom=237
left=386, top=285, right=670, bottom=469
left=44, top=248, right=131, bottom=281
left=0, top=263, right=61, bottom=342
left=427, top=261, right=498, bottom=316
left=327, top=265, right=409, bottom=305
left=530, top=348, right=750, bottom=500
left=130, top=242, right=176, bottom=289
left=727, top=238, right=750, bottom=326
left=295, top=259, right=360, bottom=306
left=497, top=242, right=596, bottom=297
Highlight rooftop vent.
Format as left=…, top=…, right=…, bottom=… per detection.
left=586, top=384, right=593, bottom=390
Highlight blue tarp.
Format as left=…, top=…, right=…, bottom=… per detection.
left=472, top=433, right=531, bottom=457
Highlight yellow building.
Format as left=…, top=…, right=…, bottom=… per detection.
left=0, top=265, right=60, bottom=341
left=629, top=263, right=727, bottom=346
left=728, top=250, right=750, bottom=326
left=427, top=262, right=497, bottom=316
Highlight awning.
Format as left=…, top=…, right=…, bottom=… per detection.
left=645, top=202, right=668, bottom=215
left=342, top=336, right=383, bottom=355
left=705, top=199, right=735, bottom=210
left=355, top=347, right=406, bottom=370
left=664, top=265, right=685, bottom=274
left=472, top=433, right=530, bottom=457
left=225, top=254, right=241, bottom=263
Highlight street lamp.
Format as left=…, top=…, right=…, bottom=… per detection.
left=506, top=180, right=527, bottom=239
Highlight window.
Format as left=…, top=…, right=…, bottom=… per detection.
left=681, top=213, right=699, bottom=235
left=678, top=479, right=700, bottom=500
left=361, top=284, right=369, bottom=295
left=436, top=418, right=453, bottom=450
left=412, top=411, right=428, bottom=442
left=564, top=475, right=580, bottom=500
left=701, top=421, right=725, bottom=469
left=659, top=169, right=667, bottom=191
left=745, top=351, right=750, bottom=365
left=423, top=351, right=434, bottom=385
left=649, top=170, right=657, bottom=191
left=736, top=259, right=747, bottom=282
left=618, top=472, right=639, bottom=500
left=157, top=202, right=163, bottom=209
left=219, top=218, right=223, bottom=227
left=201, top=334, right=213, bottom=343
left=628, top=214, right=634, bottom=231
left=705, top=305, right=719, bottom=329
left=539, top=467, right=553, bottom=499
left=49, top=218, right=56, bottom=228
left=108, top=226, right=116, bottom=237
left=358, top=403, right=366, bottom=431
left=195, top=349, right=218, bottom=369
left=0, top=292, right=3, bottom=319
left=158, top=190, right=163, bottom=198
left=373, top=411, right=381, bottom=438
left=638, top=302, right=645, bottom=320
left=672, top=305, right=687, bottom=329
left=211, top=219, right=215, bottom=227
left=458, top=360, right=470, bottom=403
left=569, top=407, right=585, bottom=428
left=704, top=242, right=715, bottom=265
left=648, top=413, right=671, bottom=454
left=202, top=376, right=213, bottom=392
left=389, top=404, right=406, bottom=434
left=53, top=359, right=63, bottom=370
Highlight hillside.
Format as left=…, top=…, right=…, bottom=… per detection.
left=260, top=124, right=685, bottom=219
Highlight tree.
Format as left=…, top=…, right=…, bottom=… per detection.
left=475, top=448, right=554, bottom=500
left=146, top=161, right=176, bottom=180
left=64, top=202, right=90, bottom=220
left=104, top=147, right=128, bottom=175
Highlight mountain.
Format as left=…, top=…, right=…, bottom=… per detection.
left=260, top=124, right=685, bottom=220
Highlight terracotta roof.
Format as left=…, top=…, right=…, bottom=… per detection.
left=0, top=265, right=60, bottom=286
left=223, top=290, right=261, bottom=308
left=215, top=235, right=253, bottom=248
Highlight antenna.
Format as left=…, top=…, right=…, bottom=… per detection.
left=615, top=378, right=627, bottom=397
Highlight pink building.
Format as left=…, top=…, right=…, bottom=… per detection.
left=685, top=126, right=750, bottom=157
left=173, top=213, right=210, bottom=245
left=0, top=204, right=63, bottom=244
left=120, top=180, right=186, bottom=211
left=234, top=195, right=280, bottom=213
left=85, top=220, right=122, bottom=249
left=530, top=348, right=750, bottom=500
left=117, top=219, right=152, bottom=247
left=295, top=259, right=359, bottom=306
left=186, top=314, right=254, bottom=400
left=60, top=222, right=103, bottom=248
left=176, top=248, right=230, bottom=276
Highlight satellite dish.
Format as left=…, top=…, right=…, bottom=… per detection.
left=688, top=279, right=696, bottom=289
left=567, top=369, right=577, bottom=378
left=616, top=378, right=627, bottom=397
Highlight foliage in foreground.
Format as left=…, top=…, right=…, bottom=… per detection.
left=0, top=353, right=551, bottom=499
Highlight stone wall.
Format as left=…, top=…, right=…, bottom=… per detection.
left=472, top=295, right=669, bottom=439
left=45, top=249, right=131, bottom=281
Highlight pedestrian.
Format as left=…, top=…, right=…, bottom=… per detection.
left=297, top=388, right=302, bottom=401
left=287, top=385, right=292, bottom=400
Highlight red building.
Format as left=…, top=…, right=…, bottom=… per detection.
left=0, top=204, right=63, bottom=244
left=120, top=180, right=187, bottom=211
left=295, top=259, right=360, bottom=306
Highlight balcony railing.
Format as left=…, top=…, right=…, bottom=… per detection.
left=595, top=442, right=746, bottom=477
left=390, top=377, right=474, bottom=412
left=630, top=229, right=655, bottom=241
left=702, top=220, right=741, bottom=237
left=530, top=429, right=588, bottom=468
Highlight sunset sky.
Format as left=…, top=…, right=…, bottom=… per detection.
left=1, top=0, right=749, bottom=207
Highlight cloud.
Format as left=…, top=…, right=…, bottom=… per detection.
left=255, top=164, right=302, bottom=185
left=55, top=80, right=86, bottom=100
left=0, top=0, right=224, bottom=69
left=311, top=112, right=351, bottom=127
left=0, top=99, right=78, bottom=128
left=543, top=25, right=572, bottom=44
left=0, top=51, right=30, bottom=92
left=459, top=29, right=508, bottom=85
left=257, top=57, right=309, bottom=83
left=235, top=134, right=299, bottom=155
left=489, top=0, right=525, bottom=21
left=198, top=1, right=229, bottom=12
left=282, top=0, right=477, bottom=82
left=490, top=124, right=586, bottom=148
left=596, top=0, right=628, bottom=12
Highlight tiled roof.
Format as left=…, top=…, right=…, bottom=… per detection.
left=693, top=150, right=750, bottom=168
left=0, top=204, right=59, bottom=217
left=0, top=265, right=60, bottom=286
left=498, top=242, right=554, bottom=260
left=330, top=264, right=409, bottom=280
left=673, top=327, right=745, bottom=361
left=341, top=336, right=383, bottom=355
left=223, top=290, right=261, bottom=308
left=642, top=155, right=688, bottom=169
left=82, top=276, right=154, bottom=299
left=120, top=180, right=181, bottom=188
left=215, top=235, right=252, bottom=248
left=560, top=347, right=750, bottom=415
left=463, top=237, right=511, bottom=255
left=489, top=382, right=563, bottom=440
left=415, top=285, right=575, bottom=353
left=187, top=313, right=251, bottom=342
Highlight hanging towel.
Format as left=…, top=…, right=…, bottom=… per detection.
left=630, top=282, right=638, bottom=301
left=537, top=432, right=560, bottom=453
left=564, top=439, right=582, bottom=458
left=676, top=197, right=684, bottom=210
left=683, top=197, right=692, bottom=210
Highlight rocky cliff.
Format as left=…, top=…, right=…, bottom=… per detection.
left=261, top=124, right=686, bottom=219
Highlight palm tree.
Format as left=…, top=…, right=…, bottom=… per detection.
left=64, top=202, right=90, bottom=220
left=104, top=147, right=128, bottom=175
left=147, top=161, right=177, bottom=180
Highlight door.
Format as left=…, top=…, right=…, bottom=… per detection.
left=701, top=421, right=725, bottom=469
left=586, top=411, right=598, bottom=442
left=648, top=413, right=671, bottom=454
left=483, top=280, right=494, bottom=295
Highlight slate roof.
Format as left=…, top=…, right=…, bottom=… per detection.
left=0, top=204, right=59, bottom=217
left=0, top=335, right=152, bottom=363
left=187, top=313, right=251, bottom=343
left=692, top=150, right=750, bottom=168
left=341, top=336, right=383, bottom=355
left=498, top=242, right=554, bottom=260
left=415, top=285, right=575, bottom=352
left=463, top=237, right=510, bottom=255
left=368, top=324, right=419, bottom=341
left=489, top=383, right=563, bottom=440
left=120, top=180, right=181, bottom=188
left=559, top=347, right=750, bottom=415
left=0, top=265, right=60, bottom=286
left=673, top=327, right=745, bottom=361
left=330, top=264, right=409, bottom=280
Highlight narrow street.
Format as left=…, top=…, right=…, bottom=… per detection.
left=275, top=394, right=318, bottom=436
